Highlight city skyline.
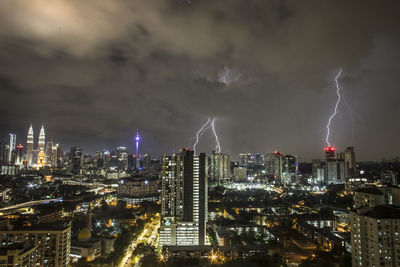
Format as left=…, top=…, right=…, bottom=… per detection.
left=1, top=1, right=400, bottom=161
left=1, top=122, right=400, bottom=162
left=2, top=2, right=400, bottom=266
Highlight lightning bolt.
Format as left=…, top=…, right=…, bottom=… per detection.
left=325, top=68, right=343, bottom=147
left=193, top=118, right=211, bottom=154
left=211, top=118, right=221, bottom=153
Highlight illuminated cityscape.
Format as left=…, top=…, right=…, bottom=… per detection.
left=1, top=1, right=400, bottom=267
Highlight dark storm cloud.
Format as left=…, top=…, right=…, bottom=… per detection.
left=0, top=0, right=399, bottom=160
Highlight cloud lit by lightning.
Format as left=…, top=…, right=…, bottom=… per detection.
left=325, top=68, right=343, bottom=147
left=193, top=118, right=211, bottom=154
left=211, top=118, right=221, bottom=153
left=217, top=66, right=242, bottom=86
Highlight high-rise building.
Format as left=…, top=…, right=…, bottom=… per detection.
left=344, top=146, right=356, bottom=179
left=26, top=124, right=34, bottom=166
left=0, top=221, right=71, bottom=267
left=282, top=155, right=297, bottom=185
left=52, top=144, right=62, bottom=167
left=103, top=151, right=111, bottom=169
left=117, top=146, right=128, bottom=171
left=37, top=125, right=46, bottom=167
left=312, top=160, right=325, bottom=184
left=38, top=125, right=45, bottom=153
left=143, top=154, right=151, bottom=170
left=14, top=144, right=23, bottom=166
left=1, top=144, right=9, bottom=165
left=45, top=141, right=53, bottom=166
left=324, top=147, right=345, bottom=184
left=265, top=151, right=283, bottom=181
left=159, top=149, right=207, bottom=246
left=209, top=152, right=231, bottom=184
left=350, top=205, right=400, bottom=267
left=8, top=134, right=16, bottom=163
left=128, top=154, right=137, bottom=171
left=70, top=146, right=82, bottom=175
left=239, top=153, right=252, bottom=167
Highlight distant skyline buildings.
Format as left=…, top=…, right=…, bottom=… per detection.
left=209, top=151, right=230, bottom=184
left=8, top=134, right=16, bottom=163
left=0, top=121, right=371, bottom=163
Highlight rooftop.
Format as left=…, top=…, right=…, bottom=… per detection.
left=354, top=187, right=384, bottom=195
left=362, top=205, right=400, bottom=219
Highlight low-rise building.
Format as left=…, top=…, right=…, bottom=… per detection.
left=118, top=177, right=159, bottom=204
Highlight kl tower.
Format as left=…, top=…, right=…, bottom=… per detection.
left=135, top=129, right=140, bottom=169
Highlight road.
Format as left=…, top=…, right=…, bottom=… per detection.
left=119, top=214, right=160, bottom=267
left=0, top=198, right=63, bottom=212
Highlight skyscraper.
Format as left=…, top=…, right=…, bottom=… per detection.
left=45, top=141, right=53, bottom=167
left=26, top=124, right=34, bottom=166
left=127, top=154, right=137, bottom=171
left=37, top=125, right=46, bottom=167
left=15, top=144, right=23, bottom=166
left=143, top=154, right=151, bottom=170
left=312, top=160, right=325, bottom=184
left=8, top=134, right=16, bottom=163
left=1, top=144, right=9, bottom=165
left=209, top=152, right=231, bottom=184
left=70, top=146, right=82, bottom=175
left=38, top=125, right=45, bottom=153
left=282, top=155, right=297, bottom=186
left=159, top=149, right=207, bottom=246
left=53, top=144, right=62, bottom=167
left=324, top=147, right=345, bottom=184
left=344, top=146, right=356, bottom=178
left=265, top=151, right=283, bottom=182
left=117, top=146, right=128, bottom=171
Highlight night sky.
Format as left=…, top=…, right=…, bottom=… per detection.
left=1, top=0, right=399, bottom=161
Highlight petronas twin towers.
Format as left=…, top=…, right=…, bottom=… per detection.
left=26, top=124, right=46, bottom=167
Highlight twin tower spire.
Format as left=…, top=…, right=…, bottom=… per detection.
left=26, top=124, right=45, bottom=167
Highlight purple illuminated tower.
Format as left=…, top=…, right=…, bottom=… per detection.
left=135, top=129, right=140, bottom=169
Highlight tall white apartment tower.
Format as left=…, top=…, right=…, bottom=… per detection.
left=159, top=149, right=207, bottom=246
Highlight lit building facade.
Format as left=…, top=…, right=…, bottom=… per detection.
left=37, top=125, right=46, bottom=167
left=209, top=152, right=231, bottom=184
left=233, top=167, right=247, bottom=182
left=159, top=149, right=207, bottom=246
left=265, top=151, right=283, bottom=182
left=312, top=160, right=325, bottom=184
left=15, top=144, right=23, bottom=166
left=70, top=146, right=82, bottom=174
left=344, top=146, right=356, bottom=180
left=117, top=147, right=128, bottom=171
left=53, top=144, right=63, bottom=167
left=282, top=155, right=297, bottom=186
left=324, top=147, right=345, bottom=184
left=239, top=153, right=251, bottom=167
left=350, top=205, right=400, bottom=267
left=0, top=221, right=71, bottom=267
left=45, top=141, right=53, bottom=166
left=8, top=133, right=16, bottom=163
left=26, top=124, right=34, bottom=166
left=118, top=177, right=159, bottom=204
